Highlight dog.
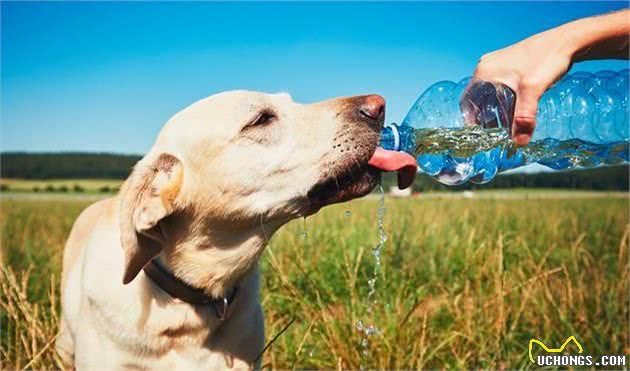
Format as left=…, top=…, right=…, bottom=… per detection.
left=56, top=91, right=415, bottom=370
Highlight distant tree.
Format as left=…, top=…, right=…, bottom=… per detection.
left=33, top=186, right=40, bottom=192
left=388, top=165, right=629, bottom=192
left=99, top=186, right=111, bottom=193
left=0, top=184, right=8, bottom=192
left=44, top=185, right=55, bottom=192
left=58, top=185, right=68, bottom=193
left=73, top=184, right=85, bottom=193
left=0, top=152, right=141, bottom=180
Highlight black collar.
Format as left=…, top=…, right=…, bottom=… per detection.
left=143, top=259, right=238, bottom=321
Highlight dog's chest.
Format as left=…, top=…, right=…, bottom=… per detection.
left=85, top=277, right=222, bottom=365
left=125, top=348, right=245, bottom=370
left=87, top=296, right=238, bottom=368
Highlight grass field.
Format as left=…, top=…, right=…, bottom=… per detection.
left=1, top=192, right=628, bottom=369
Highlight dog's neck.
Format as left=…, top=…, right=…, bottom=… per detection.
left=156, top=213, right=282, bottom=298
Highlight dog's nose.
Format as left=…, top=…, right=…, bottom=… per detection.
left=359, top=95, right=385, bottom=121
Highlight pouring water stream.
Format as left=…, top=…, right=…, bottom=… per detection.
left=356, top=182, right=387, bottom=368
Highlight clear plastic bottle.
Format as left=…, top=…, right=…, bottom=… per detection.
left=380, top=69, right=629, bottom=185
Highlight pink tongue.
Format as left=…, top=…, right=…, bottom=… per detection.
left=368, top=147, right=417, bottom=189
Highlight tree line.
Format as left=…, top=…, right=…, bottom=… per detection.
left=1, top=152, right=628, bottom=191
left=1, top=152, right=141, bottom=179
left=382, top=165, right=629, bottom=192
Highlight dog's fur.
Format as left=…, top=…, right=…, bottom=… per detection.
left=56, top=91, right=384, bottom=369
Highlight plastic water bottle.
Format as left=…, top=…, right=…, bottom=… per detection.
left=380, top=69, right=629, bottom=185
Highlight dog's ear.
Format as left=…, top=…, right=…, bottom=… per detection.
left=119, top=153, right=184, bottom=284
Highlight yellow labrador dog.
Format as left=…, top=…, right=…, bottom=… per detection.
left=56, top=91, right=416, bottom=370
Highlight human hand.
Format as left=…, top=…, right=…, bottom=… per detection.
left=461, top=10, right=629, bottom=146
left=462, top=28, right=574, bottom=145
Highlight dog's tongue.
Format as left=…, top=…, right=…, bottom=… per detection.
left=368, top=147, right=417, bottom=189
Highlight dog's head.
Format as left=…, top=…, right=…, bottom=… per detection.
left=119, top=91, right=414, bottom=291
left=166, top=91, right=386, bottom=219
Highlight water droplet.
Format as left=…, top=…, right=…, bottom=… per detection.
left=345, top=210, right=352, bottom=217
left=365, top=325, right=379, bottom=336
left=356, top=320, right=364, bottom=331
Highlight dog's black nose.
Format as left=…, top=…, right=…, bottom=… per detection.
left=359, top=95, right=385, bottom=121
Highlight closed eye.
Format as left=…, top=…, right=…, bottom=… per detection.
left=244, top=110, right=277, bottom=130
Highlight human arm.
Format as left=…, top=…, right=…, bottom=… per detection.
left=468, top=9, right=629, bottom=145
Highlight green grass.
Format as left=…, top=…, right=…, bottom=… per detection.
left=1, top=193, right=628, bottom=369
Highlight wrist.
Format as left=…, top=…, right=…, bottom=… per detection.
left=562, top=10, right=630, bottom=62
left=552, top=18, right=591, bottom=61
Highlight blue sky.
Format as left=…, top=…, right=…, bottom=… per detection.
left=2, top=1, right=628, bottom=154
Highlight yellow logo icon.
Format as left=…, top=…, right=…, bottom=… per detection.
left=528, top=335, right=584, bottom=363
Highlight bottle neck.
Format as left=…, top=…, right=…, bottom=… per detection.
left=384, top=123, right=401, bottom=151
left=379, top=123, right=416, bottom=154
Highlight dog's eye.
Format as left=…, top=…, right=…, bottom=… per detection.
left=248, top=110, right=277, bottom=128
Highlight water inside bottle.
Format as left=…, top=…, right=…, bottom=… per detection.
left=414, top=126, right=510, bottom=157
left=412, top=126, right=629, bottom=185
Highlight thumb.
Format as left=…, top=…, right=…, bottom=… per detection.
left=512, top=85, right=542, bottom=145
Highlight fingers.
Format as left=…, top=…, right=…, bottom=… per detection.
left=512, top=84, right=543, bottom=145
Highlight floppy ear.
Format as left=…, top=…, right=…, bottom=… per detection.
left=119, top=153, right=184, bottom=284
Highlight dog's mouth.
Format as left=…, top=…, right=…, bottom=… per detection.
left=306, top=147, right=417, bottom=214
left=306, top=162, right=380, bottom=214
